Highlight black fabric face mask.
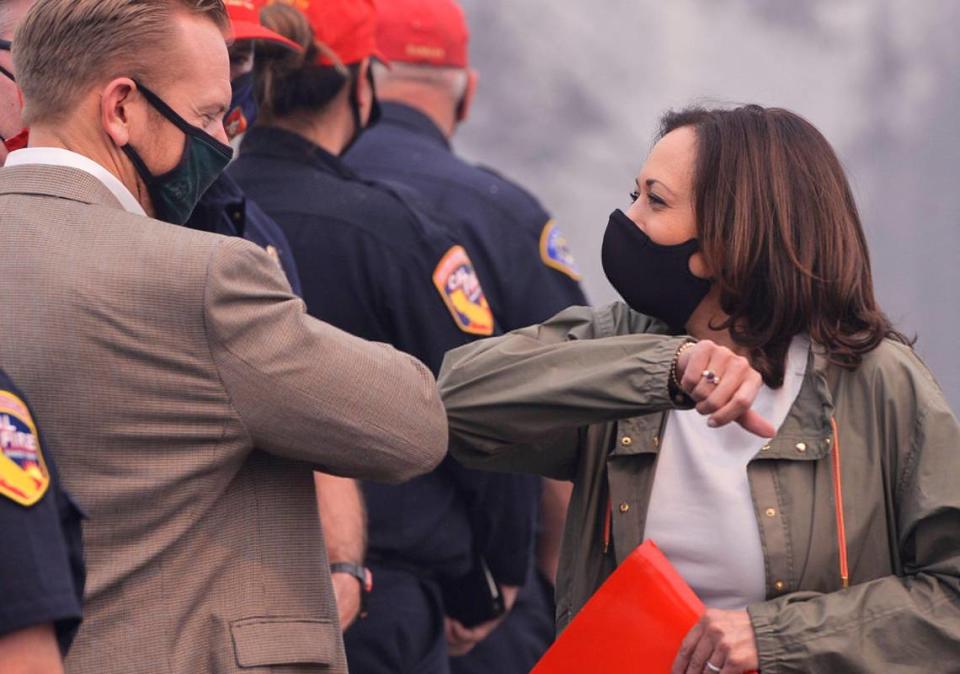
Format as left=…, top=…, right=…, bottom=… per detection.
left=1, top=39, right=15, bottom=85
left=121, top=80, right=233, bottom=225
left=341, top=67, right=381, bottom=156
left=601, top=208, right=712, bottom=332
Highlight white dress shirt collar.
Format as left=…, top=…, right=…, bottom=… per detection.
left=5, top=147, right=146, bottom=217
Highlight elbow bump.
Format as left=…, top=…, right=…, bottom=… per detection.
left=383, top=443, right=446, bottom=484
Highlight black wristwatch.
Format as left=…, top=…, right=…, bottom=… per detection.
left=330, top=562, right=373, bottom=619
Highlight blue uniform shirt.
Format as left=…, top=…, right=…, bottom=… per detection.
left=187, top=171, right=303, bottom=296
left=347, top=102, right=588, bottom=332
left=0, top=368, right=85, bottom=654
left=229, top=126, right=533, bottom=586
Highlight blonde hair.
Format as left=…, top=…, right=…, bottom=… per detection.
left=13, top=0, right=228, bottom=124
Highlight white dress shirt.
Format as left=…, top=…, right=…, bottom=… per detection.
left=643, top=335, right=810, bottom=609
left=5, top=147, right=146, bottom=216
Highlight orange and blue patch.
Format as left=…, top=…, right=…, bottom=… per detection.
left=540, top=220, right=582, bottom=281
left=433, top=246, right=495, bottom=336
left=0, top=390, right=49, bottom=507
left=223, top=106, right=248, bottom=141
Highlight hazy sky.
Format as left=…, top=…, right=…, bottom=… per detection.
left=456, top=0, right=960, bottom=408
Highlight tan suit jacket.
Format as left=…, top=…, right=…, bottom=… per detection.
left=0, top=165, right=447, bottom=673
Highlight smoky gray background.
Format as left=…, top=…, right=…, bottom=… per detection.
left=455, top=0, right=960, bottom=410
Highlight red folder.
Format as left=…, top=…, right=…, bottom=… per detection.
left=532, top=541, right=758, bottom=674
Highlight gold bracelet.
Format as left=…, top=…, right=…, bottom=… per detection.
left=670, top=340, right=697, bottom=392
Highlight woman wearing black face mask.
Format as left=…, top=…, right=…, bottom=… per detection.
left=438, top=105, right=960, bottom=673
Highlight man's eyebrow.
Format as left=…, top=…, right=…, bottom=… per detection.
left=199, top=101, right=229, bottom=115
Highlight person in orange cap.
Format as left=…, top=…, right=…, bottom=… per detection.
left=346, top=2, right=589, bottom=670
left=228, top=2, right=538, bottom=673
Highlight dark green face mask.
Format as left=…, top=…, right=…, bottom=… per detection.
left=122, top=80, right=233, bottom=225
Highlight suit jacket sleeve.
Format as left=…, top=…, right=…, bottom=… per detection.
left=203, top=236, right=447, bottom=483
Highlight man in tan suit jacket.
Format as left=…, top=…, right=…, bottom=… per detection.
left=0, top=1, right=447, bottom=672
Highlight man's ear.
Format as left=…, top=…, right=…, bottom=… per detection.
left=455, top=69, right=477, bottom=124
left=100, top=78, right=138, bottom=147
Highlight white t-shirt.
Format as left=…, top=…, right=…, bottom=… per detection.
left=643, top=335, right=810, bottom=609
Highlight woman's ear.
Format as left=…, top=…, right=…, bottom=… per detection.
left=688, top=250, right=712, bottom=279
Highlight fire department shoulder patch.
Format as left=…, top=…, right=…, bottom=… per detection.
left=0, top=390, right=49, bottom=506
left=223, top=106, right=248, bottom=141
left=433, top=246, right=495, bottom=336
left=539, top=220, right=582, bottom=281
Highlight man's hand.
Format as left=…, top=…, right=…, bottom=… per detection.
left=671, top=609, right=759, bottom=674
left=445, top=584, right=519, bottom=657
left=676, top=340, right=775, bottom=438
left=331, top=570, right=363, bottom=631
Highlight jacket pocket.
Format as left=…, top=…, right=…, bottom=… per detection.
left=230, top=616, right=337, bottom=668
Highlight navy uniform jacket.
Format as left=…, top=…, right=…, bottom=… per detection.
left=347, top=102, right=588, bottom=333
left=229, top=126, right=532, bottom=587
left=187, top=171, right=303, bottom=296
left=0, top=368, right=85, bottom=654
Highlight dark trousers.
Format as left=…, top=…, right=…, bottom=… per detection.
left=450, top=568, right=556, bottom=674
left=344, top=564, right=450, bottom=674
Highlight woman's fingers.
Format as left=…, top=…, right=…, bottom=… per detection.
left=737, top=409, right=776, bottom=438
left=684, top=635, right=719, bottom=674
left=679, top=342, right=715, bottom=395
left=671, top=621, right=704, bottom=674
left=689, top=350, right=732, bottom=403
left=708, top=368, right=761, bottom=428
left=674, top=340, right=775, bottom=437
left=696, top=355, right=747, bottom=414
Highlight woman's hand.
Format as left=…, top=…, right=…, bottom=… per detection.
left=676, top=340, right=775, bottom=438
left=671, top=609, right=759, bottom=674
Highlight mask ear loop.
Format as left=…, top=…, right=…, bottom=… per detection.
left=830, top=417, right=850, bottom=589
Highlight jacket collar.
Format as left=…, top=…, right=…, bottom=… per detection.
left=378, top=102, right=451, bottom=150
left=238, top=126, right=358, bottom=180
left=0, top=163, right=125, bottom=211
left=611, top=341, right=835, bottom=463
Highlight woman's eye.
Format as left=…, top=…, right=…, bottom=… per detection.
left=648, top=193, right=666, bottom=207
left=629, top=190, right=641, bottom=203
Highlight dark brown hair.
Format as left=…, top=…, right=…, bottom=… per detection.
left=14, top=0, right=228, bottom=124
left=659, top=105, right=909, bottom=386
left=254, top=3, right=352, bottom=123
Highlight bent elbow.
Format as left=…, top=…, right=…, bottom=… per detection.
left=376, top=356, right=449, bottom=484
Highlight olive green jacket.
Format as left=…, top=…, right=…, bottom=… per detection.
left=438, top=302, right=960, bottom=673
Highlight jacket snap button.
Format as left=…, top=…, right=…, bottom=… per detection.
left=619, top=503, right=630, bottom=513
left=620, top=436, right=632, bottom=447
left=796, top=442, right=807, bottom=452
left=765, top=508, right=777, bottom=518
left=760, top=443, right=771, bottom=451
left=774, top=580, right=786, bottom=591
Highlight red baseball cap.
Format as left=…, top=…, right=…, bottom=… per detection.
left=374, top=0, right=469, bottom=68
left=267, top=0, right=386, bottom=66
left=226, top=0, right=302, bottom=52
